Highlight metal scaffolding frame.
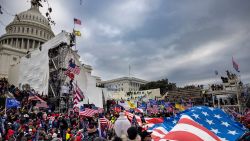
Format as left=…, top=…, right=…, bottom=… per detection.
left=48, top=42, right=74, bottom=113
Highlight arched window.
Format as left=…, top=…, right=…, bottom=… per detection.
left=22, top=27, right=24, bottom=33
left=31, top=28, right=33, bottom=34
left=27, top=28, right=29, bottom=33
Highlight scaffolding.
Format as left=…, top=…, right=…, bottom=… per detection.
left=48, top=33, right=76, bottom=113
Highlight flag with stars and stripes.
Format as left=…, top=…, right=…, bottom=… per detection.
left=79, top=108, right=98, bottom=117
left=99, top=117, right=114, bottom=129
left=149, top=106, right=247, bottom=141
left=73, top=83, right=85, bottom=112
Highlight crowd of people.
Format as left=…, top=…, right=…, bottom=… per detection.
left=0, top=78, right=249, bottom=141
left=0, top=78, right=156, bottom=141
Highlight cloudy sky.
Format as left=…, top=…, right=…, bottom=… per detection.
left=1, top=0, right=250, bottom=86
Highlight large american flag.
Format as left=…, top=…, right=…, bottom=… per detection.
left=73, top=83, right=84, bottom=112
left=149, top=106, right=247, bottom=141
left=162, top=115, right=221, bottom=141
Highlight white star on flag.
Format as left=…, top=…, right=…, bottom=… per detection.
left=208, top=107, right=215, bottom=111
left=214, top=114, right=222, bottom=119
left=221, top=121, right=230, bottom=127
left=206, top=119, right=214, bottom=125
left=192, top=113, right=200, bottom=119
left=202, top=111, right=209, bottom=116
left=172, top=120, right=177, bottom=124
left=219, top=137, right=229, bottom=141
left=228, top=130, right=238, bottom=135
left=211, top=128, right=220, bottom=134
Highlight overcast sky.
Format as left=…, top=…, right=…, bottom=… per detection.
left=1, top=0, right=250, bottom=86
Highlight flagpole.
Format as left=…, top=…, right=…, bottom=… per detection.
left=73, top=21, right=76, bottom=50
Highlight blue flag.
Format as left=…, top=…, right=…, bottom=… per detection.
left=6, top=98, right=20, bottom=108
left=149, top=106, right=247, bottom=141
left=139, top=103, right=147, bottom=109
left=149, top=99, right=157, bottom=105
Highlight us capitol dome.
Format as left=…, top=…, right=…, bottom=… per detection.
left=0, top=0, right=55, bottom=78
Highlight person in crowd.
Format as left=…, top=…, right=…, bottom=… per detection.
left=140, top=131, right=152, bottom=141
left=127, top=126, right=141, bottom=141
left=87, top=121, right=99, bottom=141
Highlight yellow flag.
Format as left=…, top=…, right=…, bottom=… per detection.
left=73, top=30, right=81, bottom=36
left=127, top=101, right=136, bottom=109
left=175, top=103, right=185, bottom=111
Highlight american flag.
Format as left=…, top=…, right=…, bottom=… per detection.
left=99, top=117, right=114, bottom=129
left=125, top=111, right=164, bottom=128
left=73, top=83, right=84, bottom=112
left=92, top=105, right=104, bottom=113
left=149, top=106, right=247, bottom=141
left=232, top=57, right=240, bottom=72
left=125, top=111, right=142, bottom=126
left=74, top=18, right=81, bottom=25
left=163, top=115, right=221, bottom=141
left=134, top=108, right=143, bottom=113
left=148, top=105, right=159, bottom=114
left=79, top=108, right=98, bottom=117
left=67, top=65, right=80, bottom=75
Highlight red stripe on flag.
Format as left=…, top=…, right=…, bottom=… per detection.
left=162, top=115, right=221, bottom=141
left=164, top=131, right=203, bottom=141
left=125, top=111, right=142, bottom=126
left=100, top=118, right=114, bottom=129
left=67, top=66, right=80, bottom=75
left=177, top=118, right=219, bottom=140
left=79, top=108, right=98, bottom=117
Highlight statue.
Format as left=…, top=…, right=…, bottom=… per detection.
left=31, top=0, right=43, bottom=9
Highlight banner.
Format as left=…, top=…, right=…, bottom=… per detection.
left=6, top=98, right=20, bottom=108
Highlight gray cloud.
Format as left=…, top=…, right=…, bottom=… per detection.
left=1, top=0, right=250, bottom=86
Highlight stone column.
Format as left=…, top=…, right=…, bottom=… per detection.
left=15, top=38, right=17, bottom=48
left=21, top=38, right=24, bottom=49
left=27, top=39, right=29, bottom=50
left=32, top=40, right=35, bottom=49
left=10, top=38, right=13, bottom=46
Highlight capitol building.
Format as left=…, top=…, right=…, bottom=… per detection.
left=0, top=1, right=54, bottom=78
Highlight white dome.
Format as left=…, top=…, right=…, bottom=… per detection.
left=0, top=1, right=55, bottom=51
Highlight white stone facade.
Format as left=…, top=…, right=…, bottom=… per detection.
left=101, top=77, right=148, bottom=92
left=108, top=88, right=161, bottom=101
